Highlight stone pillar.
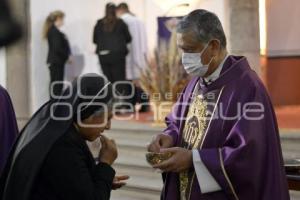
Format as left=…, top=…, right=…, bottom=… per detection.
left=6, top=0, right=31, bottom=129
left=228, top=0, right=261, bottom=75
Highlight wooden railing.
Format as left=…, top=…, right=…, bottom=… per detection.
left=285, top=159, right=300, bottom=191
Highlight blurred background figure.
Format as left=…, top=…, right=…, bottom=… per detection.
left=0, top=0, right=20, bottom=175
left=0, top=0, right=22, bottom=47
left=93, top=3, right=131, bottom=102
left=117, top=3, right=149, bottom=113
left=43, top=10, right=71, bottom=99
left=0, top=86, right=18, bottom=176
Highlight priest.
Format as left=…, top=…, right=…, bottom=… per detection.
left=147, top=9, right=290, bottom=200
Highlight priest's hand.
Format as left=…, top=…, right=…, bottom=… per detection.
left=153, top=147, right=192, bottom=173
left=112, top=175, right=130, bottom=190
left=147, top=134, right=174, bottom=153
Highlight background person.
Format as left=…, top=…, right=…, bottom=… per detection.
left=117, top=2, right=149, bottom=112
left=43, top=10, right=71, bottom=98
left=93, top=3, right=132, bottom=103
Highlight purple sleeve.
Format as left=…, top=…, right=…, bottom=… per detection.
left=163, top=113, right=179, bottom=146
left=163, top=87, right=188, bottom=146
left=198, top=89, right=288, bottom=200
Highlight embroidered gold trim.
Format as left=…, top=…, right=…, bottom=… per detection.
left=180, top=85, right=226, bottom=200
left=199, top=86, right=225, bottom=149
left=218, top=148, right=239, bottom=200
left=180, top=85, right=208, bottom=199
left=188, top=173, right=196, bottom=200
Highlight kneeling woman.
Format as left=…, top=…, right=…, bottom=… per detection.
left=0, top=74, right=128, bottom=200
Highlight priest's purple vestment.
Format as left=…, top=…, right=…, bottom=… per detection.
left=0, top=85, right=18, bottom=175
left=162, top=56, right=290, bottom=200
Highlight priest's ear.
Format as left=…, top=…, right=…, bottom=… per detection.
left=209, top=39, right=222, bottom=56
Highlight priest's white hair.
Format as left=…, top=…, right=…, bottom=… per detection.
left=177, top=9, right=227, bottom=49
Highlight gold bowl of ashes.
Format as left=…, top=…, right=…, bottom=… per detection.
left=145, top=152, right=173, bottom=166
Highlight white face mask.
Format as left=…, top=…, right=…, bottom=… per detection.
left=182, top=43, right=214, bottom=77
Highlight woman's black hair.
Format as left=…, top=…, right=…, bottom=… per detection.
left=103, top=3, right=117, bottom=32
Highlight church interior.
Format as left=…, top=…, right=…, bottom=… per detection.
left=0, top=0, right=299, bottom=199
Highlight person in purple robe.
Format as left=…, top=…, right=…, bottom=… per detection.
left=0, top=0, right=21, bottom=175
left=0, top=86, right=18, bottom=175
left=147, top=9, right=290, bottom=200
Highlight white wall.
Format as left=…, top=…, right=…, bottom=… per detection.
left=0, top=48, right=6, bottom=87
left=30, top=0, right=227, bottom=112
left=195, top=0, right=230, bottom=49
left=266, top=0, right=300, bottom=56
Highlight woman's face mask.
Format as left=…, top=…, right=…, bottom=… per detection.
left=182, top=42, right=214, bottom=77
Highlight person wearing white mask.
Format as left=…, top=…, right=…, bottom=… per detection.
left=147, top=9, right=289, bottom=200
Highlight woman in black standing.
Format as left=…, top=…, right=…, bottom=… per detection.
left=0, top=74, right=129, bottom=200
left=93, top=3, right=131, bottom=96
left=43, top=10, right=71, bottom=98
